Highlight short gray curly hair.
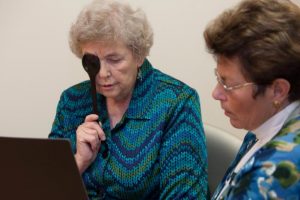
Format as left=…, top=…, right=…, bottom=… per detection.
left=69, top=0, right=153, bottom=60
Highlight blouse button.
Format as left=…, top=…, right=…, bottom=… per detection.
left=99, top=187, right=106, bottom=199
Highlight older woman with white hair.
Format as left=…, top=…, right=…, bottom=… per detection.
left=49, top=0, right=207, bottom=199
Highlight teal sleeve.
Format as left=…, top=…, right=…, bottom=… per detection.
left=49, top=90, right=78, bottom=153
left=159, top=89, right=208, bottom=200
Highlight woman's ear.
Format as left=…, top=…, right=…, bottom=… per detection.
left=271, top=78, right=291, bottom=103
left=136, top=57, right=145, bottom=68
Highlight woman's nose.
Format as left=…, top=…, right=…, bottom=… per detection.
left=212, top=84, right=226, bottom=101
left=98, top=61, right=110, bottom=78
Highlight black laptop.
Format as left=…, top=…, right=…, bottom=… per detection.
left=0, top=137, right=88, bottom=200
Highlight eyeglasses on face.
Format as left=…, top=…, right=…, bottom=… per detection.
left=214, top=68, right=255, bottom=91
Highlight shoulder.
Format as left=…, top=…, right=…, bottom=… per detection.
left=57, top=80, right=91, bottom=108
left=253, top=122, right=300, bottom=171
left=232, top=143, right=300, bottom=198
left=140, top=59, right=199, bottom=99
left=60, top=80, right=90, bottom=99
left=54, top=80, right=95, bottom=120
left=151, top=67, right=199, bottom=100
left=263, top=116, right=300, bottom=157
left=235, top=127, right=300, bottom=197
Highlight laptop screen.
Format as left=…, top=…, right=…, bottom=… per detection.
left=0, top=137, right=88, bottom=200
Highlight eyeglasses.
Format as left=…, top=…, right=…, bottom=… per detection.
left=214, top=68, right=255, bottom=91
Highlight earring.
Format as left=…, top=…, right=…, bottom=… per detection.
left=137, top=69, right=142, bottom=81
left=273, top=100, right=281, bottom=110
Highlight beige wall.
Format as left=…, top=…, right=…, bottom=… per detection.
left=3, top=0, right=286, bottom=139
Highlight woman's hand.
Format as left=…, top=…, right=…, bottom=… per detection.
left=75, top=114, right=106, bottom=174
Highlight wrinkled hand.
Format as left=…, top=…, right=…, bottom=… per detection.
left=75, top=114, right=106, bottom=174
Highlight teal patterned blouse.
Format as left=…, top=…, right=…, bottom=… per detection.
left=49, top=59, right=208, bottom=200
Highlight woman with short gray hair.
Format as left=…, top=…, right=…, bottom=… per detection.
left=50, top=0, right=208, bottom=199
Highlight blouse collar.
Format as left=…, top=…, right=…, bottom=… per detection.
left=252, top=101, right=300, bottom=141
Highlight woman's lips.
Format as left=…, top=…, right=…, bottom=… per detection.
left=100, top=83, right=115, bottom=90
left=222, top=106, right=231, bottom=117
left=224, top=110, right=230, bottom=117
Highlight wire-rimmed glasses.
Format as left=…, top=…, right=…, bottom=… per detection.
left=214, top=68, right=255, bottom=91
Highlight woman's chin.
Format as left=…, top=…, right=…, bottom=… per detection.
left=229, top=119, right=244, bottom=129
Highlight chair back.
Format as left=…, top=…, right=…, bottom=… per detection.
left=204, top=124, right=241, bottom=194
